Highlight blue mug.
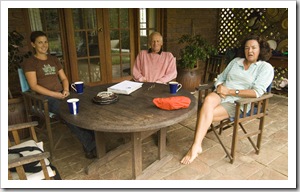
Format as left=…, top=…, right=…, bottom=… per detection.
left=169, top=81, right=182, bottom=94
left=67, top=98, right=79, bottom=115
left=71, top=81, right=84, bottom=94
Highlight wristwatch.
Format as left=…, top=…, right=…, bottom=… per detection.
left=235, top=89, right=240, bottom=96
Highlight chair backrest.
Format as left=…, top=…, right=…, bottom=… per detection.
left=18, top=66, right=60, bottom=156
left=18, top=68, right=30, bottom=92
left=204, top=55, right=227, bottom=83
left=266, top=83, right=272, bottom=93
left=8, top=121, right=56, bottom=180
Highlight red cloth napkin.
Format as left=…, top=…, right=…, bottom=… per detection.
left=153, top=96, right=191, bottom=110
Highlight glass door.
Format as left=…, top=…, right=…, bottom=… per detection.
left=109, top=8, right=132, bottom=79
left=27, top=8, right=162, bottom=85
left=69, top=8, right=108, bottom=85
left=66, top=8, right=134, bottom=84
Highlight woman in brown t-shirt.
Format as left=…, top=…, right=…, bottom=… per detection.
left=23, top=31, right=96, bottom=159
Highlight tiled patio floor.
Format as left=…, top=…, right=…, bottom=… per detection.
left=43, top=94, right=289, bottom=184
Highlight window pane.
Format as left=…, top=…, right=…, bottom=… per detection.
left=139, top=8, right=158, bottom=51
left=112, top=55, right=120, bottom=78
left=86, top=9, right=96, bottom=29
left=44, top=9, right=59, bottom=31
left=75, top=31, right=87, bottom=57
left=72, top=8, right=96, bottom=30
left=140, top=30, right=148, bottom=50
left=121, top=55, right=131, bottom=76
left=120, top=9, right=128, bottom=28
left=47, top=32, right=62, bottom=58
left=109, top=8, right=118, bottom=29
left=72, top=9, right=81, bottom=30
left=109, top=8, right=131, bottom=79
left=88, top=31, right=99, bottom=56
left=90, top=58, right=101, bottom=82
left=121, top=30, right=130, bottom=50
left=78, top=59, right=90, bottom=83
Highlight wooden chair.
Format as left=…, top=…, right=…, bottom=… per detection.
left=18, top=68, right=62, bottom=156
left=196, top=82, right=273, bottom=163
left=203, top=55, right=227, bottom=83
left=8, top=121, right=57, bottom=180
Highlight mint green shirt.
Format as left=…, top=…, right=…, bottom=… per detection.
left=214, top=57, right=274, bottom=108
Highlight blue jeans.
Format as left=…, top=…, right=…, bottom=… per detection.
left=47, top=96, right=96, bottom=152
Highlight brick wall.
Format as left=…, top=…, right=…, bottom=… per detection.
left=8, top=8, right=32, bottom=97
left=164, top=8, right=220, bottom=83
left=8, top=8, right=31, bottom=54
left=164, top=8, right=219, bottom=59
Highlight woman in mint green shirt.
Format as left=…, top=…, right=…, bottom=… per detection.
left=181, top=34, right=274, bottom=165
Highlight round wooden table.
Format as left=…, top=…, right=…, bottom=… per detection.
left=60, top=82, right=197, bottom=179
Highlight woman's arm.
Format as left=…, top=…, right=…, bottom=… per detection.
left=216, top=84, right=257, bottom=98
left=58, top=69, right=70, bottom=97
left=25, top=71, right=66, bottom=99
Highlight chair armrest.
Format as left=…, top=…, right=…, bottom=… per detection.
left=8, top=152, right=50, bottom=169
left=22, top=91, right=58, bottom=119
left=196, top=82, right=215, bottom=91
left=23, top=91, right=48, bottom=103
left=235, top=93, right=273, bottom=105
left=8, top=121, right=39, bottom=132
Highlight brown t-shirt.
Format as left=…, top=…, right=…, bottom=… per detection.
left=22, top=55, right=63, bottom=92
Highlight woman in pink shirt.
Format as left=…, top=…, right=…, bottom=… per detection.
left=133, top=32, right=177, bottom=84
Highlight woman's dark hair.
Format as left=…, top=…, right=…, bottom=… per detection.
left=237, top=34, right=271, bottom=61
left=30, top=31, right=47, bottom=43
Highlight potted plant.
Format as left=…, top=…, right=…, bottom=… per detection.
left=8, top=30, right=32, bottom=98
left=176, top=34, right=218, bottom=92
left=8, top=30, right=32, bottom=138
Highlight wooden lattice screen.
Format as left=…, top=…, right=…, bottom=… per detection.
left=217, top=8, right=288, bottom=81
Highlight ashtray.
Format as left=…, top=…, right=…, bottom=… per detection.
left=92, top=91, right=119, bottom=105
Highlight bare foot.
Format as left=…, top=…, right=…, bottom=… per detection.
left=180, top=145, right=202, bottom=165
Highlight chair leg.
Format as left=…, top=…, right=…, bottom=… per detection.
left=230, top=122, right=240, bottom=164
left=239, top=123, right=259, bottom=153
left=45, top=121, right=54, bottom=156
left=256, top=116, right=266, bottom=155
left=210, top=125, right=233, bottom=163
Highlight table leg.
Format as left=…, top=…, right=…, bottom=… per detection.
left=135, top=128, right=173, bottom=180
left=86, top=132, right=131, bottom=175
left=95, top=131, right=106, bottom=158
left=158, top=127, right=167, bottom=159
left=131, top=132, right=142, bottom=179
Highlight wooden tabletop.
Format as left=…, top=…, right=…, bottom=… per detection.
left=59, top=82, right=197, bottom=133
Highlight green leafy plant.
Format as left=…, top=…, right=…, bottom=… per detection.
left=8, top=31, right=32, bottom=72
left=8, top=31, right=32, bottom=98
left=177, top=34, right=218, bottom=69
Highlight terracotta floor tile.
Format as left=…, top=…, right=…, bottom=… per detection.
left=39, top=95, right=290, bottom=181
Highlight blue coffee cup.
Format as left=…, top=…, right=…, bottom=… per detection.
left=71, top=81, right=84, bottom=94
left=67, top=98, right=79, bottom=115
left=169, top=81, right=182, bottom=94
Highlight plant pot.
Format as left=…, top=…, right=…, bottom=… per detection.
left=8, top=97, right=29, bottom=139
left=176, top=60, right=204, bottom=92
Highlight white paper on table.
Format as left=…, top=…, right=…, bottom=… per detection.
left=107, top=80, right=143, bottom=95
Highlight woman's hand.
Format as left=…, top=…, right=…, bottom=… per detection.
left=62, top=90, right=70, bottom=98
left=216, top=84, right=229, bottom=98
left=52, top=91, right=69, bottom=100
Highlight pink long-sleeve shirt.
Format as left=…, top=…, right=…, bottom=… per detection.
left=132, top=50, right=177, bottom=84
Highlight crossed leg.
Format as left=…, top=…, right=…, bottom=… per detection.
left=180, top=92, right=229, bottom=165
